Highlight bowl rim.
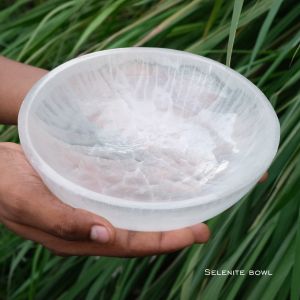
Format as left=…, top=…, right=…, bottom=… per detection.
left=18, top=47, right=280, bottom=210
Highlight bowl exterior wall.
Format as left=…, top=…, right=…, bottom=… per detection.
left=40, top=172, right=255, bottom=231
left=18, top=48, right=280, bottom=231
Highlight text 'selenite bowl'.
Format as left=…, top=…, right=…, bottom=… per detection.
left=18, top=48, right=280, bottom=231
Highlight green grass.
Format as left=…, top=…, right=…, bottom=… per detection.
left=1, top=0, right=300, bottom=299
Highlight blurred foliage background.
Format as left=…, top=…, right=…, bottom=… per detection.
left=0, top=0, right=300, bottom=299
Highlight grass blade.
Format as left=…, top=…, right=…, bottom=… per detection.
left=69, top=0, right=127, bottom=57
left=246, top=0, right=285, bottom=74
left=226, top=0, right=244, bottom=66
left=134, top=0, right=204, bottom=47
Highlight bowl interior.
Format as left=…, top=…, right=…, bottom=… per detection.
left=25, top=48, right=279, bottom=203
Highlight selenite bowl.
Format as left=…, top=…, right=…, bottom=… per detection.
left=18, top=48, right=280, bottom=231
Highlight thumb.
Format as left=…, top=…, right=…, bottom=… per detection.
left=48, top=200, right=116, bottom=243
left=16, top=190, right=115, bottom=243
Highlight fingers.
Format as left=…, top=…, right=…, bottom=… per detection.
left=1, top=218, right=99, bottom=257
left=1, top=219, right=68, bottom=256
left=1, top=219, right=210, bottom=257
left=259, top=172, right=269, bottom=183
left=116, top=224, right=210, bottom=256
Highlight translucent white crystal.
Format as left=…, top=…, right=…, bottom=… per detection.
left=19, top=48, right=280, bottom=230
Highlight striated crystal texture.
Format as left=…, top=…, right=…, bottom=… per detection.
left=18, top=48, right=280, bottom=231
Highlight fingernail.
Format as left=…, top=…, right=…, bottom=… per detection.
left=90, top=225, right=110, bottom=243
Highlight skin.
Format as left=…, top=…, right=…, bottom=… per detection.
left=0, top=56, right=266, bottom=257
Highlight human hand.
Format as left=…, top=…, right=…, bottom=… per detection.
left=0, top=142, right=211, bottom=257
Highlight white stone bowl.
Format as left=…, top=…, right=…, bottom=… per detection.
left=18, top=48, right=280, bottom=231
